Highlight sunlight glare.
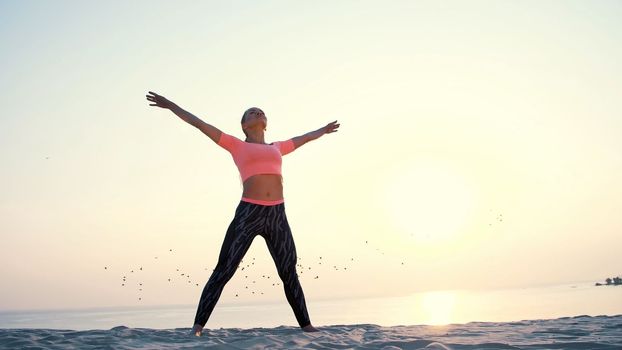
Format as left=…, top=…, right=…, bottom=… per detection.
left=420, top=290, right=457, bottom=326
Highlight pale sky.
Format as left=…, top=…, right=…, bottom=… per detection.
left=1, top=0, right=621, bottom=312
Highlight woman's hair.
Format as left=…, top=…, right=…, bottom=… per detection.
left=241, top=110, right=250, bottom=137
left=238, top=110, right=247, bottom=185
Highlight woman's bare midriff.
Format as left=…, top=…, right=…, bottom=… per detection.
left=242, top=174, right=284, bottom=201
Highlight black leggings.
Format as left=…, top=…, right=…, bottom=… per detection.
left=193, top=200, right=312, bottom=328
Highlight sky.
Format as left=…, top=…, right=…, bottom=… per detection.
left=1, top=0, right=621, bottom=312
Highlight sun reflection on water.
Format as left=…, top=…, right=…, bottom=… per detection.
left=420, top=290, right=457, bottom=325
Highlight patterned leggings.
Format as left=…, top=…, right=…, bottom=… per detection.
left=193, top=200, right=312, bottom=328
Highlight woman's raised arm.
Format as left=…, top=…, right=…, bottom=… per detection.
left=291, top=120, right=340, bottom=149
left=146, top=91, right=222, bottom=144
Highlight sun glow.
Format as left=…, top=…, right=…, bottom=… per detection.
left=384, top=159, right=477, bottom=243
left=420, top=290, right=457, bottom=326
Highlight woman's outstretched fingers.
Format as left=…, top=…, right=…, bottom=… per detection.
left=326, top=120, right=340, bottom=133
left=146, top=92, right=158, bottom=107
left=146, top=91, right=175, bottom=109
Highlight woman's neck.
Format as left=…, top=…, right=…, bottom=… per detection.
left=244, top=130, right=266, bottom=144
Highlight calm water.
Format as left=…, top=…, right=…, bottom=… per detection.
left=0, top=281, right=619, bottom=330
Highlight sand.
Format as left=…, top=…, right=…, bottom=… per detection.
left=1, top=314, right=621, bottom=349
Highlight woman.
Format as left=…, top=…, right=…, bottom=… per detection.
left=146, top=91, right=339, bottom=336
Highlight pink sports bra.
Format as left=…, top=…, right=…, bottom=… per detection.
left=217, top=131, right=296, bottom=182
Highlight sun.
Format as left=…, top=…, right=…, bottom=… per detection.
left=383, top=159, right=477, bottom=243
left=420, top=290, right=457, bottom=325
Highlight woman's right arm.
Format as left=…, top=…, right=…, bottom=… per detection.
left=146, top=91, right=222, bottom=144
left=169, top=104, right=223, bottom=144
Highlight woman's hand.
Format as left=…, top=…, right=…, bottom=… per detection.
left=321, top=120, right=340, bottom=135
left=147, top=91, right=211, bottom=133
left=146, top=91, right=176, bottom=110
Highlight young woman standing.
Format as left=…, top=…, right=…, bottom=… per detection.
left=146, top=91, right=339, bottom=336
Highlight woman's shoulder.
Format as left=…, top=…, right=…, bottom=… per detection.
left=272, top=139, right=296, bottom=155
left=217, top=131, right=243, bottom=151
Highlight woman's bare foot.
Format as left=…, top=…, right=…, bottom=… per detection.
left=191, top=323, right=204, bottom=336
left=302, top=324, right=320, bottom=332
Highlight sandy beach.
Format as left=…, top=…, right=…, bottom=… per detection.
left=1, top=314, right=621, bottom=349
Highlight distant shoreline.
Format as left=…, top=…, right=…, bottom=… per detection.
left=595, top=276, right=621, bottom=286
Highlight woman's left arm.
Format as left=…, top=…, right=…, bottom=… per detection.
left=291, top=120, right=340, bottom=149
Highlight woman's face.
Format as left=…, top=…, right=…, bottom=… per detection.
left=243, top=107, right=267, bottom=131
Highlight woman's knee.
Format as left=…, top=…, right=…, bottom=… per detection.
left=276, top=264, right=299, bottom=281
left=210, top=262, right=237, bottom=283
